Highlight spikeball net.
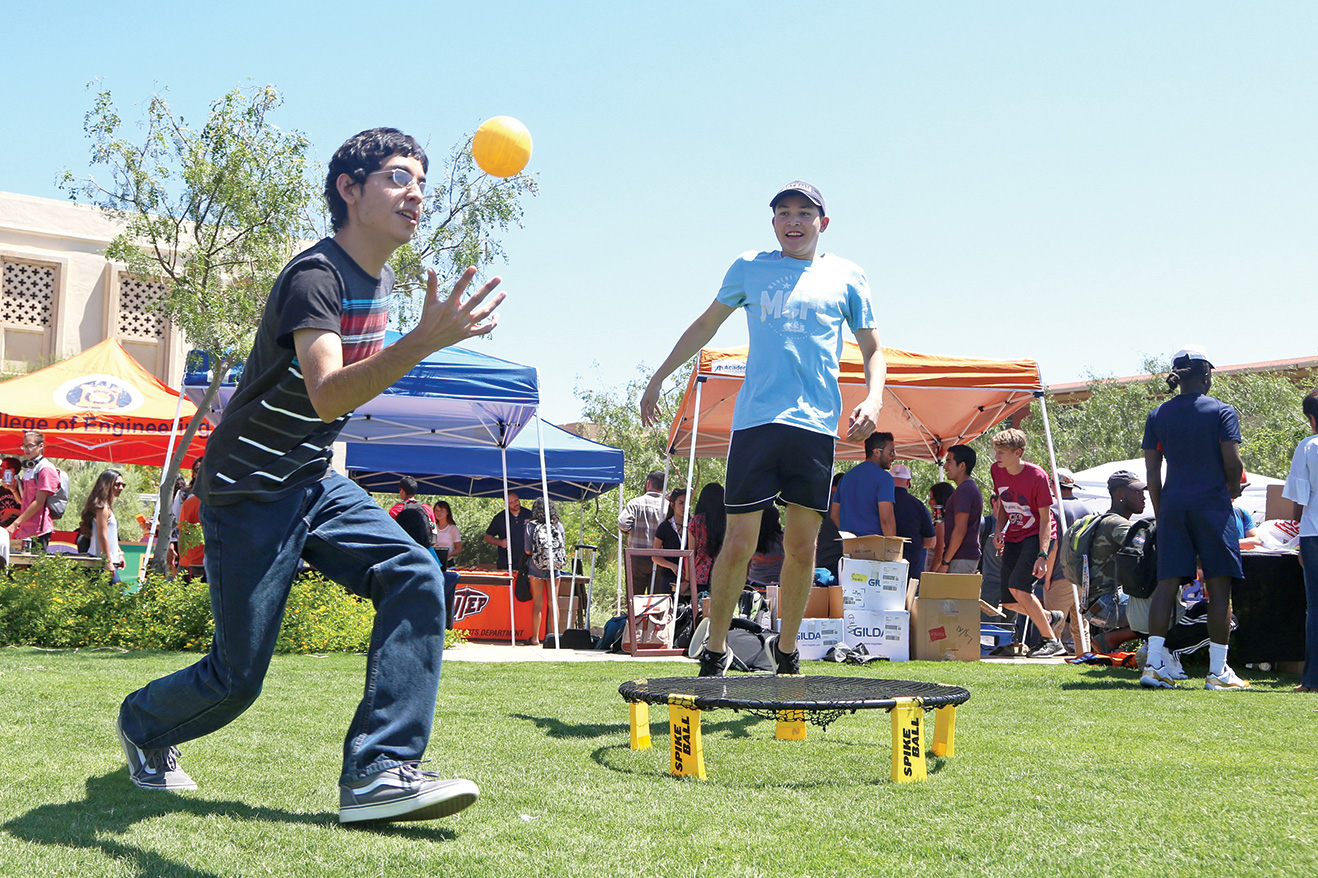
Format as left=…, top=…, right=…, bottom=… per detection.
left=618, top=676, right=970, bottom=730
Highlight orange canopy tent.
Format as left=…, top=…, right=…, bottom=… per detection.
left=0, top=338, right=208, bottom=465
left=665, top=342, right=1045, bottom=463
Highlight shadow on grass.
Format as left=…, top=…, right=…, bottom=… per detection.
left=3, top=770, right=457, bottom=875
left=511, top=709, right=766, bottom=742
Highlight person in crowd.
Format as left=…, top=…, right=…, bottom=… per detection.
left=979, top=492, right=1005, bottom=619
left=747, top=504, right=785, bottom=588
left=431, top=500, right=462, bottom=565
left=523, top=498, right=565, bottom=646
left=815, top=511, right=845, bottom=582
left=925, top=480, right=954, bottom=577
left=79, top=469, right=126, bottom=582
left=168, top=459, right=203, bottom=572
left=1282, top=388, right=1318, bottom=693
left=389, top=475, right=436, bottom=543
left=395, top=503, right=434, bottom=553
left=485, top=491, right=533, bottom=572
left=930, top=445, right=982, bottom=575
left=1075, top=470, right=1147, bottom=653
left=618, top=470, right=667, bottom=594
left=1230, top=473, right=1259, bottom=549
left=115, top=127, right=498, bottom=822
left=3, top=431, right=59, bottom=550
left=1141, top=345, right=1250, bottom=691
left=0, top=457, right=22, bottom=527
left=177, top=464, right=206, bottom=581
left=652, top=488, right=687, bottom=595
left=889, top=463, right=934, bottom=577
left=836, top=432, right=897, bottom=538
left=639, top=180, right=884, bottom=678
left=687, top=482, right=726, bottom=598
left=990, top=428, right=1066, bottom=658
left=1043, top=467, right=1090, bottom=654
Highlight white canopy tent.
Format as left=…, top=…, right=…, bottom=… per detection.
left=1070, top=457, right=1282, bottom=523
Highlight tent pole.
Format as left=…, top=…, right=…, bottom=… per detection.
left=1036, top=385, right=1090, bottom=656
left=143, top=373, right=188, bottom=576
left=533, top=411, right=561, bottom=650
left=500, top=441, right=516, bottom=649
left=616, top=485, right=625, bottom=616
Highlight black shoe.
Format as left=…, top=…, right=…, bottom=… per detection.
left=763, top=634, right=801, bottom=675
left=697, top=647, right=733, bottom=677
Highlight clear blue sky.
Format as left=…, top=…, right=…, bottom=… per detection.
left=3, top=2, right=1314, bottom=423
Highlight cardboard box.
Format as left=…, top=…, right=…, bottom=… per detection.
left=1266, top=484, right=1301, bottom=522
left=796, top=617, right=844, bottom=661
left=840, top=557, right=909, bottom=613
left=839, top=533, right=907, bottom=562
left=911, top=573, right=981, bottom=661
left=766, top=585, right=843, bottom=620
left=843, top=609, right=910, bottom=662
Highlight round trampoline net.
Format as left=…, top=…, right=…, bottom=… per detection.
left=619, top=676, right=970, bottom=729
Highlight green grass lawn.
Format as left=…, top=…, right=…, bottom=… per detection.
left=1, top=646, right=1315, bottom=878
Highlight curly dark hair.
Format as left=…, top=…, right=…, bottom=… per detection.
left=324, top=128, right=428, bottom=232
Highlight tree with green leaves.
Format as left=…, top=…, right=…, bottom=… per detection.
left=62, top=84, right=317, bottom=572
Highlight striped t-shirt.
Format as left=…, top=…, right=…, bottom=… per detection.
left=195, top=238, right=389, bottom=506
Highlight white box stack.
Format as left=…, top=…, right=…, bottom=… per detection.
left=839, top=557, right=909, bottom=613
left=795, top=618, right=844, bottom=661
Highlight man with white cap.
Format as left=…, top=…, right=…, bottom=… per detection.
left=1140, top=345, right=1250, bottom=690
left=890, top=463, right=935, bottom=577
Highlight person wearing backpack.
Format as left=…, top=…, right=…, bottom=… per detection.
left=1061, top=470, right=1148, bottom=653
left=2, top=431, right=61, bottom=551
left=523, top=498, right=566, bottom=646
left=1141, top=345, right=1249, bottom=691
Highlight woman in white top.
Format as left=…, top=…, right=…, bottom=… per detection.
left=80, top=469, right=126, bottom=582
left=1283, top=388, right=1318, bottom=693
left=431, top=500, right=462, bottom=562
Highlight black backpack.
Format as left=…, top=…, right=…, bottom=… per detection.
left=1114, top=518, right=1158, bottom=599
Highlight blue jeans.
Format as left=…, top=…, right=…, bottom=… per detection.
left=1300, top=536, right=1318, bottom=689
left=119, top=472, right=447, bottom=784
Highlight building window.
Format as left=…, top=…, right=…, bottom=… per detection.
left=116, top=275, right=167, bottom=340
left=1, top=259, right=55, bottom=365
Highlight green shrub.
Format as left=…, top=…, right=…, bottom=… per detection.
left=0, top=555, right=465, bottom=653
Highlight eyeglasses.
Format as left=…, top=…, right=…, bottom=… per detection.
left=368, top=167, right=426, bottom=195
left=113, top=482, right=125, bottom=489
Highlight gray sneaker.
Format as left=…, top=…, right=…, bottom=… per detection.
left=1027, top=638, right=1066, bottom=658
left=115, top=713, right=197, bottom=792
left=339, top=763, right=479, bottom=824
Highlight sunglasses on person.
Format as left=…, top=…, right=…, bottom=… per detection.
left=367, top=167, right=426, bottom=195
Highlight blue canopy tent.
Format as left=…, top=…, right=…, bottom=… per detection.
left=346, top=415, right=624, bottom=502
left=184, top=331, right=539, bottom=448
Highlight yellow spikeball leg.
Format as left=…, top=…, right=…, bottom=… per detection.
left=472, top=116, right=532, bottom=178
left=776, top=710, right=807, bottom=741
left=890, top=699, right=927, bottom=783
left=629, top=702, right=651, bottom=750
left=668, top=702, right=706, bottom=780
left=932, top=704, right=957, bottom=758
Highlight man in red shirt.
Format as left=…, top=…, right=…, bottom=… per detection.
left=388, top=476, right=435, bottom=544
left=989, top=428, right=1065, bottom=657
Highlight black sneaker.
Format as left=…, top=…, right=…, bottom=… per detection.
left=1027, top=638, right=1066, bottom=658
left=340, top=763, right=479, bottom=824
left=115, top=713, right=197, bottom=792
left=762, top=634, right=801, bottom=675
left=697, top=646, right=734, bottom=677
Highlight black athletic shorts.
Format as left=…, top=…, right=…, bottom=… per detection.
left=724, top=423, right=834, bottom=514
left=1000, top=533, right=1041, bottom=604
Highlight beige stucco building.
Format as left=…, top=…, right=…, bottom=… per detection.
left=0, top=191, right=187, bottom=383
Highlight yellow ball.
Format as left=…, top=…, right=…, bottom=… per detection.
left=472, top=116, right=532, bottom=177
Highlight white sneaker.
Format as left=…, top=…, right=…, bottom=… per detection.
left=1165, top=652, right=1189, bottom=680
left=1205, top=665, right=1251, bottom=691
left=686, top=617, right=710, bottom=660
left=1139, top=663, right=1177, bottom=689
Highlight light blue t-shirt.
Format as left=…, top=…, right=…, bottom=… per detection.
left=716, top=250, right=874, bottom=436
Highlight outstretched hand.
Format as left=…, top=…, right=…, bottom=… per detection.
left=414, top=267, right=505, bottom=354
left=846, top=398, right=882, bottom=442
left=639, top=378, right=663, bottom=428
